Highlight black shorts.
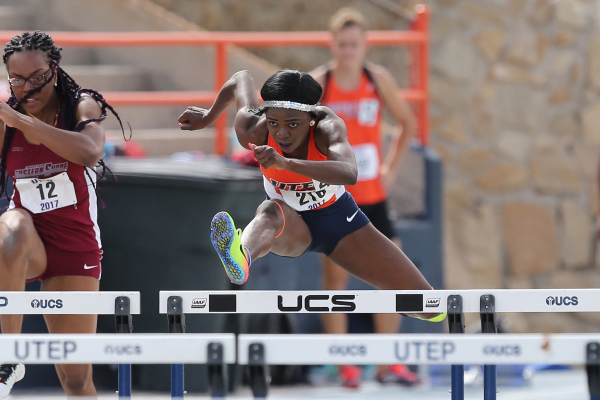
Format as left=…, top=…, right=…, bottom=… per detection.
left=359, top=200, right=396, bottom=239
left=299, top=192, right=370, bottom=256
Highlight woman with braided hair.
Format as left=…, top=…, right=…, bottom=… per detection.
left=0, top=31, right=124, bottom=398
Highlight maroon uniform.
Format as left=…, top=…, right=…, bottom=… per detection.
left=5, top=125, right=102, bottom=281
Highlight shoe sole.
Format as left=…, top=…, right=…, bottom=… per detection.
left=210, top=212, right=247, bottom=284
left=0, top=364, right=25, bottom=399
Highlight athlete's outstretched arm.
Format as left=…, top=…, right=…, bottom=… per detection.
left=178, top=70, right=265, bottom=148
left=0, top=97, right=105, bottom=167
left=178, top=70, right=258, bottom=130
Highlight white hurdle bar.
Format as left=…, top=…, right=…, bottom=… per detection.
left=160, top=289, right=600, bottom=399
left=238, top=333, right=600, bottom=399
left=237, top=333, right=594, bottom=365
left=159, top=289, right=597, bottom=314
left=0, top=331, right=235, bottom=399
left=0, top=291, right=141, bottom=314
left=0, top=291, right=140, bottom=399
left=0, top=333, right=235, bottom=364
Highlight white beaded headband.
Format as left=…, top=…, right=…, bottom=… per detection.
left=262, top=100, right=318, bottom=113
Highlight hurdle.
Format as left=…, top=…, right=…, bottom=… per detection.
left=0, top=332, right=235, bottom=397
left=0, top=291, right=140, bottom=399
left=238, top=333, right=600, bottom=399
left=160, top=289, right=600, bottom=399
left=163, top=295, right=232, bottom=399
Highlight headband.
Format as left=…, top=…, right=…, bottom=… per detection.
left=262, top=100, right=318, bottom=113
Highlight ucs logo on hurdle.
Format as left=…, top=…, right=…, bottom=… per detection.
left=278, top=295, right=356, bottom=312
left=104, top=344, right=142, bottom=355
left=546, top=296, right=578, bottom=306
left=31, top=299, right=63, bottom=309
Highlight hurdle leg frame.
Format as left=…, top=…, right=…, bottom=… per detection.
left=480, top=294, right=498, bottom=400
left=207, top=342, right=227, bottom=398
left=168, top=296, right=186, bottom=398
left=248, top=342, right=269, bottom=399
left=115, top=296, right=133, bottom=399
left=587, top=342, right=600, bottom=400
left=448, top=294, right=465, bottom=400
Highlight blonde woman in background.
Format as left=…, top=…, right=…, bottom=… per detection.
left=310, top=8, right=419, bottom=389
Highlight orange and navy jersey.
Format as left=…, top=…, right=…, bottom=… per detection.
left=260, top=126, right=346, bottom=212
left=5, top=122, right=102, bottom=253
left=321, top=67, right=386, bottom=205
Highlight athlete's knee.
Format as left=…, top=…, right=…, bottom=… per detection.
left=256, top=200, right=285, bottom=225
left=0, top=211, right=34, bottom=262
left=59, top=365, right=93, bottom=394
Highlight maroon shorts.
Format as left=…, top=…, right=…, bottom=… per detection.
left=28, top=243, right=103, bottom=282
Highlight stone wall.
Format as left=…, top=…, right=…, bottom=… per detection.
left=428, top=0, right=600, bottom=334
left=151, top=0, right=600, bottom=334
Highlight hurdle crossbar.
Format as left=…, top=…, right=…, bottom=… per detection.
left=159, top=289, right=595, bottom=314
left=0, top=333, right=236, bottom=364
left=0, top=291, right=141, bottom=314
left=236, top=333, right=599, bottom=365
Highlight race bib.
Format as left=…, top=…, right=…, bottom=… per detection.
left=15, top=172, right=77, bottom=214
left=353, top=143, right=379, bottom=182
left=280, top=180, right=339, bottom=211
left=357, top=99, right=379, bottom=126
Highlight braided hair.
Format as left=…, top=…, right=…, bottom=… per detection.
left=253, top=69, right=322, bottom=119
left=0, top=30, right=127, bottom=201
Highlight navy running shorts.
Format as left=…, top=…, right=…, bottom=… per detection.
left=299, top=192, right=370, bottom=256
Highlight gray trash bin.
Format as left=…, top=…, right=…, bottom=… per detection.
left=95, top=157, right=264, bottom=393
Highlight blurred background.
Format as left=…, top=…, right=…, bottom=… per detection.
left=1, top=0, right=599, bottom=395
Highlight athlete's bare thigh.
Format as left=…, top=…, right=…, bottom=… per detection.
left=0, top=208, right=46, bottom=279
left=270, top=201, right=312, bottom=257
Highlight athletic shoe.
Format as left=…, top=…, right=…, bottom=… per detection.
left=339, top=365, right=361, bottom=389
left=210, top=211, right=250, bottom=285
left=0, top=363, right=25, bottom=399
left=376, top=364, right=420, bottom=386
left=417, top=312, right=447, bottom=322
left=402, top=312, right=448, bottom=322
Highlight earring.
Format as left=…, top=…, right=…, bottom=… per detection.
left=309, top=120, right=315, bottom=126
left=54, top=81, right=57, bottom=87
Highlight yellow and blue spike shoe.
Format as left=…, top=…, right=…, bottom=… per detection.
left=416, top=312, right=447, bottom=322
left=401, top=312, right=448, bottom=322
left=210, top=211, right=250, bottom=285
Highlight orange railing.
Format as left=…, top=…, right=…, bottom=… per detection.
left=0, top=4, right=430, bottom=154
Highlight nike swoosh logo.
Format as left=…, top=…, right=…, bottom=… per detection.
left=346, top=210, right=359, bottom=222
left=83, top=264, right=98, bottom=270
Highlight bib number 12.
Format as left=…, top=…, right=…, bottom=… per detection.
left=36, top=181, right=57, bottom=200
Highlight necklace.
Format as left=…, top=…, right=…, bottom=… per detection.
left=26, top=100, right=60, bottom=127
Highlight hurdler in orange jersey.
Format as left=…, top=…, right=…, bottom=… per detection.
left=321, top=67, right=385, bottom=206
left=179, top=69, right=442, bottom=324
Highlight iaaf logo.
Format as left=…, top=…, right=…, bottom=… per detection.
left=191, top=298, right=207, bottom=309
left=0, top=297, right=7, bottom=307
left=31, top=299, right=63, bottom=309
left=426, top=298, right=440, bottom=308
left=546, top=296, right=578, bottom=306
left=277, top=295, right=356, bottom=312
